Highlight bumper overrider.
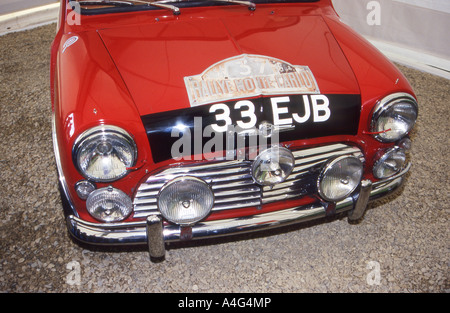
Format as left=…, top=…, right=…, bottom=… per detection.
left=65, top=163, right=410, bottom=259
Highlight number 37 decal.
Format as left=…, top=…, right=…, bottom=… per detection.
left=209, top=95, right=331, bottom=133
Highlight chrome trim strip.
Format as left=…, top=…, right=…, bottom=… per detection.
left=163, top=204, right=326, bottom=242
left=209, top=186, right=261, bottom=197
left=213, top=198, right=262, bottom=210
left=134, top=204, right=158, bottom=212
left=66, top=204, right=326, bottom=246
left=66, top=216, right=147, bottom=244
left=52, top=113, right=78, bottom=217
left=65, top=163, right=410, bottom=246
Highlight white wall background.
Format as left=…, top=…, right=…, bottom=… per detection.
left=331, top=0, right=450, bottom=79
left=0, top=0, right=57, bottom=15
left=1, top=0, right=449, bottom=79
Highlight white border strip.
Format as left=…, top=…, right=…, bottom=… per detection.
left=0, top=3, right=60, bottom=36
left=366, top=36, right=450, bottom=80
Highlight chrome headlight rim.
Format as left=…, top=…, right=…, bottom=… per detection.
left=317, top=155, right=364, bottom=202
left=251, top=146, right=295, bottom=186
left=157, top=176, right=214, bottom=226
left=72, top=125, right=137, bottom=183
left=370, top=92, right=418, bottom=143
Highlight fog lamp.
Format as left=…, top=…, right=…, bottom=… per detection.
left=157, top=176, right=214, bottom=225
left=252, top=146, right=295, bottom=186
left=86, top=187, right=132, bottom=222
left=373, top=147, right=406, bottom=179
left=318, top=156, right=363, bottom=202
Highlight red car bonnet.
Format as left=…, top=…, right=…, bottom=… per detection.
left=97, top=10, right=360, bottom=116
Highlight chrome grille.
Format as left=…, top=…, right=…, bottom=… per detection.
left=133, top=143, right=364, bottom=219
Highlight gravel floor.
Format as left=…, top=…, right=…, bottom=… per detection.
left=0, top=24, right=448, bottom=293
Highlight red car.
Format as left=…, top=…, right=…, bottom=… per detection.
left=51, top=0, right=418, bottom=260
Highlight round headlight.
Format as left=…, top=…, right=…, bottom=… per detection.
left=251, top=146, right=295, bottom=186
left=371, top=93, right=418, bottom=142
left=73, top=125, right=137, bottom=182
left=318, top=156, right=363, bottom=202
left=373, top=147, right=406, bottom=179
left=86, top=187, right=133, bottom=222
left=157, top=176, right=214, bottom=226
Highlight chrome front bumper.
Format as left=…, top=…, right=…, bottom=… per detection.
left=66, top=163, right=410, bottom=259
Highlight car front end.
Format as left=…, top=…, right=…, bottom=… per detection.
left=51, top=0, right=418, bottom=260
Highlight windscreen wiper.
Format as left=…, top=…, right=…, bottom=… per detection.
left=132, top=0, right=181, bottom=15
left=75, top=0, right=181, bottom=15
left=155, top=0, right=255, bottom=11
left=208, top=0, right=255, bottom=11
